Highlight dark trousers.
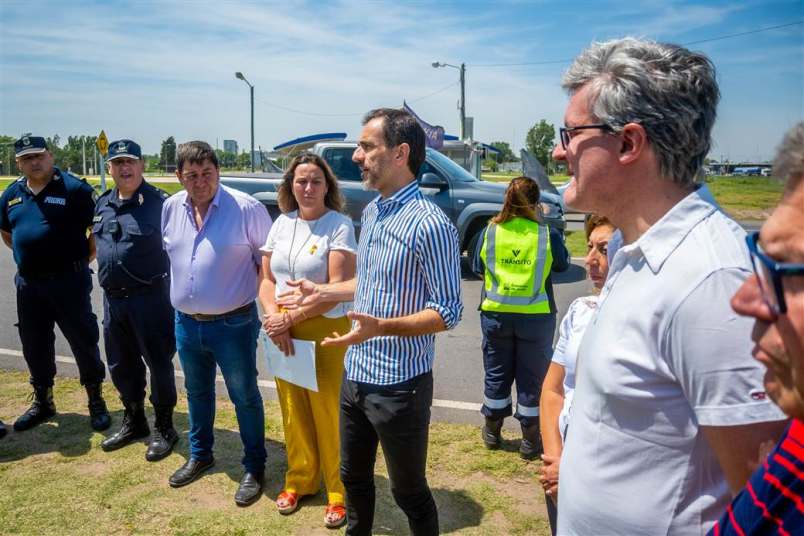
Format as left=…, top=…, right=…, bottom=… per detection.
left=103, top=289, right=177, bottom=407
left=480, top=311, right=556, bottom=427
left=14, top=268, right=105, bottom=387
left=340, top=371, right=438, bottom=536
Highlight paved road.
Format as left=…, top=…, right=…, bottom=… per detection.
left=0, top=245, right=590, bottom=427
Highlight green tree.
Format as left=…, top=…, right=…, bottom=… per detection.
left=490, top=141, right=515, bottom=163
left=215, top=149, right=237, bottom=169
left=160, top=136, right=176, bottom=171
left=0, top=135, right=18, bottom=176
left=236, top=151, right=250, bottom=170
left=525, top=120, right=555, bottom=168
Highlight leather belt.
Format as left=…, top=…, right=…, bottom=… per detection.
left=183, top=302, right=254, bottom=322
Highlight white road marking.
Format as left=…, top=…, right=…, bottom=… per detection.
left=0, top=347, right=482, bottom=412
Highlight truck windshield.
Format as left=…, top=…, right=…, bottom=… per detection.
left=425, top=148, right=478, bottom=182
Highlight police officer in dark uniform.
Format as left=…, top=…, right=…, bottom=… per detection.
left=0, top=135, right=111, bottom=432
left=95, top=139, right=179, bottom=461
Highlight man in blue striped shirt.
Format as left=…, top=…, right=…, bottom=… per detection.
left=280, top=108, right=463, bottom=535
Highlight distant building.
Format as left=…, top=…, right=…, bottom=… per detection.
left=252, top=150, right=262, bottom=167
left=223, top=139, right=238, bottom=154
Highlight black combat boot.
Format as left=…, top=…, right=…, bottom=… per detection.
left=481, top=417, right=504, bottom=450
left=86, top=382, right=112, bottom=431
left=519, top=420, right=543, bottom=460
left=13, top=385, right=56, bottom=431
left=101, top=400, right=150, bottom=452
left=0, top=419, right=6, bottom=439
left=145, top=405, right=179, bottom=462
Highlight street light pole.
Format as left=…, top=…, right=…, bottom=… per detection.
left=432, top=61, right=466, bottom=140
left=235, top=71, right=255, bottom=172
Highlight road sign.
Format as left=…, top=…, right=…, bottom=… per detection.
left=96, top=130, right=109, bottom=157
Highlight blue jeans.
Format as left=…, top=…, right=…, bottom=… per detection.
left=175, top=304, right=266, bottom=473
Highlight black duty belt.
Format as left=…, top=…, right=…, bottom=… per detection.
left=181, top=302, right=254, bottom=322
left=105, top=285, right=158, bottom=298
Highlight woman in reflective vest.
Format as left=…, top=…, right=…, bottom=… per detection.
left=471, top=176, right=570, bottom=459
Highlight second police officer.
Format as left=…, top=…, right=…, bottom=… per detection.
left=95, top=139, right=179, bottom=461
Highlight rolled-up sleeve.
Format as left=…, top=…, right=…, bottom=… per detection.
left=415, top=213, right=463, bottom=330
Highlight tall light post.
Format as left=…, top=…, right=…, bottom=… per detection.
left=432, top=61, right=466, bottom=140
left=235, top=71, right=255, bottom=172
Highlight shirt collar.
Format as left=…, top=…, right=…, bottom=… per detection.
left=632, top=184, right=719, bottom=274
left=182, top=184, right=222, bottom=210
left=375, top=179, right=419, bottom=208
left=110, top=179, right=147, bottom=207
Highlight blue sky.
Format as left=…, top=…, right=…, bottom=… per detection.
left=1, top=0, right=801, bottom=162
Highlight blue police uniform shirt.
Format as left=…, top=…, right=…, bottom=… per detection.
left=0, top=167, right=96, bottom=276
left=93, top=180, right=170, bottom=289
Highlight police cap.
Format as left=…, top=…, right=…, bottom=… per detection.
left=14, top=135, right=48, bottom=157
left=107, top=139, right=142, bottom=161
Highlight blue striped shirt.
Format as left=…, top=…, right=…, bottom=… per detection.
left=346, top=179, right=463, bottom=385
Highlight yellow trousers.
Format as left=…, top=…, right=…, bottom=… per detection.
left=277, top=314, right=349, bottom=504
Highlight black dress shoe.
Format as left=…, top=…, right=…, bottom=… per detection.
left=234, top=471, right=264, bottom=506
left=169, top=458, right=215, bottom=488
left=0, top=420, right=6, bottom=439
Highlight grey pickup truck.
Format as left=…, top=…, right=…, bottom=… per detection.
left=220, top=141, right=565, bottom=254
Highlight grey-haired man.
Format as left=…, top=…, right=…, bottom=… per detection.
left=551, top=38, right=787, bottom=534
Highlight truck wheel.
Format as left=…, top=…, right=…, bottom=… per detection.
left=466, top=227, right=485, bottom=258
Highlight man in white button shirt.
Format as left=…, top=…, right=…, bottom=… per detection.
left=551, top=38, right=788, bottom=535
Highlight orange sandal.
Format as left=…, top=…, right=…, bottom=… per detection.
left=276, top=491, right=300, bottom=515
left=324, top=503, right=347, bottom=529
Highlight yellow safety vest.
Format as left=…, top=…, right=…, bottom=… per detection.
left=480, top=217, right=552, bottom=314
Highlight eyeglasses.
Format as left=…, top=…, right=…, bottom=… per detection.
left=745, top=231, right=804, bottom=315
left=559, top=124, right=615, bottom=150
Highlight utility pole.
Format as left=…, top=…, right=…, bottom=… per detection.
left=432, top=61, right=467, bottom=140
left=459, top=63, right=466, bottom=141
left=82, top=137, right=87, bottom=176
left=235, top=72, right=255, bottom=172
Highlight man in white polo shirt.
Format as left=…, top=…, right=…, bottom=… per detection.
left=551, top=38, right=787, bottom=535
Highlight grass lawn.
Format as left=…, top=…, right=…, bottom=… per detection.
left=0, top=370, right=550, bottom=535
left=482, top=173, right=783, bottom=222
left=0, top=177, right=184, bottom=196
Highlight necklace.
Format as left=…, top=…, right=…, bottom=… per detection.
left=288, top=211, right=323, bottom=280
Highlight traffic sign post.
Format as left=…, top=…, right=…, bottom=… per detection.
left=96, top=130, right=108, bottom=191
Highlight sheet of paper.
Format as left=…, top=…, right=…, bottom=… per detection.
left=261, top=332, right=318, bottom=392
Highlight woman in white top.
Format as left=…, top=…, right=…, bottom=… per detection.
left=258, top=153, right=357, bottom=528
left=538, top=215, right=615, bottom=535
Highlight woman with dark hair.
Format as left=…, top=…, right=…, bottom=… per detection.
left=538, top=214, right=616, bottom=535
left=258, top=153, right=356, bottom=528
left=471, top=176, right=569, bottom=459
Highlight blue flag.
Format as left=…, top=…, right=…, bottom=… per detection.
left=403, top=102, right=444, bottom=150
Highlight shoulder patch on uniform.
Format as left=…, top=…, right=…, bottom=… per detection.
left=7, top=197, right=22, bottom=208
left=93, top=215, right=103, bottom=223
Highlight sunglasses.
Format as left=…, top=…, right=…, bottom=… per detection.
left=745, top=231, right=804, bottom=315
